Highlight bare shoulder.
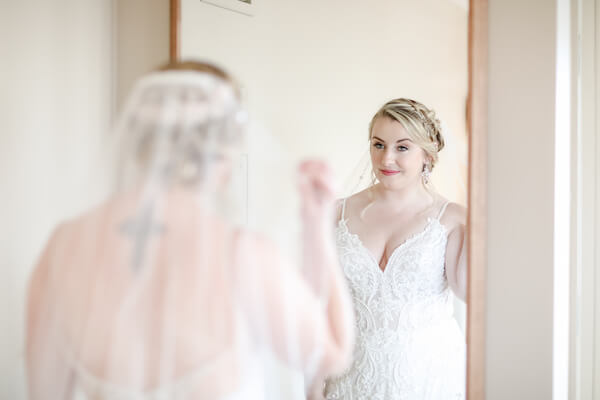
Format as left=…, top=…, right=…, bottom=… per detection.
left=28, top=221, right=71, bottom=299
left=340, top=188, right=372, bottom=219
left=38, top=220, right=74, bottom=258
left=444, top=202, right=466, bottom=221
left=29, top=200, right=112, bottom=288
left=349, top=187, right=372, bottom=203
left=439, top=201, right=466, bottom=231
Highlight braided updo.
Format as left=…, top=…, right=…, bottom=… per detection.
left=368, top=98, right=444, bottom=168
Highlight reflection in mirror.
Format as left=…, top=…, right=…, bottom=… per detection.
left=178, top=0, right=469, bottom=398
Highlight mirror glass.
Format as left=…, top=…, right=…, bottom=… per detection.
left=179, top=0, right=469, bottom=396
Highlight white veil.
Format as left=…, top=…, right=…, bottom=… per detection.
left=25, top=65, right=354, bottom=399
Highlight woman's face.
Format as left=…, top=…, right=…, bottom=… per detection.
left=369, top=117, right=429, bottom=190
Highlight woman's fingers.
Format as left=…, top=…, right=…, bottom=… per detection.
left=298, top=159, right=337, bottom=220
left=298, top=159, right=336, bottom=203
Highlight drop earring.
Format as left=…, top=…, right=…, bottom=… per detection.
left=421, top=163, right=431, bottom=185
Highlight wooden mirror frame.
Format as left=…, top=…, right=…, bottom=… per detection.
left=466, top=0, right=487, bottom=399
left=169, top=1, right=488, bottom=398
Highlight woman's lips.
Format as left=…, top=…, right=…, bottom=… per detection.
left=380, top=169, right=400, bottom=176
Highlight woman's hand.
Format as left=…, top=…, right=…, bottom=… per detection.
left=298, top=159, right=337, bottom=222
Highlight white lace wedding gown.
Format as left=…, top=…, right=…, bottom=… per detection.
left=324, top=201, right=465, bottom=400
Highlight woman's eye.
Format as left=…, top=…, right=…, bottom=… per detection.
left=373, top=142, right=384, bottom=149
left=397, top=145, right=408, bottom=152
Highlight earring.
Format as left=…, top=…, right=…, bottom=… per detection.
left=421, top=164, right=431, bottom=185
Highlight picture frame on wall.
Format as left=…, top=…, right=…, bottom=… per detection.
left=199, top=0, right=255, bottom=16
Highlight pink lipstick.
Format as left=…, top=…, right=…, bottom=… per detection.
left=380, top=169, right=400, bottom=176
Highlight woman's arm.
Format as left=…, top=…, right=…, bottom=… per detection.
left=235, top=231, right=354, bottom=376
left=234, top=160, right=354, bottom=390
left=443, top=204, right=467, bottom=302
left=26, top=225, right=72, bottom=400
left=297, top=160, right=355, bottom=375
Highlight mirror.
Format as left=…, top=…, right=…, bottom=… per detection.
left=172, top=0, right=486, bottom=397
left=0, top=0, right=487, bottom=398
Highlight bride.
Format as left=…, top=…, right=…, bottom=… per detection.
left=323, top=98, right=466, bottom=399
left=25, top=61, right=355, bottom=400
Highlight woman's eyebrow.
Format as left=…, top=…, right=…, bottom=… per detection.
left=371, top=136, right=412, bottom=143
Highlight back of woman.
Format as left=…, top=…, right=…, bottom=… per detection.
left=26, top=62, right=355, bottom=400
left=29, top=194, right=250, bottom=397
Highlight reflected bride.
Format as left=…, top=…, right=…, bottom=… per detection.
left=324, top=99, right=466, bottom=400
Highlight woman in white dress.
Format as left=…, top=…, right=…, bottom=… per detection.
left=323, top=98, right=466, bottom=400
left=26, top=61, right=355, bottom=400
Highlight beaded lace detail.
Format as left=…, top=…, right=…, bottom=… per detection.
left=324, top=202, right=465, bottom=400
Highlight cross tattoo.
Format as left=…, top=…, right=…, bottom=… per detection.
left=119, top=202, right=166, bottom=272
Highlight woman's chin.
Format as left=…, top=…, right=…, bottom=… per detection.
left=377, top=176, right=404, bottom=190
left=376, top=175, right=422, bottom=192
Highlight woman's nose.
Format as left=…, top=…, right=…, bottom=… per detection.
left=382, top=149, right=395, bottom=164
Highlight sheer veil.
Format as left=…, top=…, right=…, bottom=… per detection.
left=26, top=66, right=354, bottom=399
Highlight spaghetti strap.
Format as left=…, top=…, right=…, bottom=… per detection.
left=436, top=201, right=450, bottom=220
left=340, top=198, right=348, bottom=221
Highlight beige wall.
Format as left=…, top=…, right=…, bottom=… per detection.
left=0, top=1, right=114, bottom=398
left=0, top=1, right=168, bottom=398
left=486, top=0, right=557, bottom=397
left=180, top=0, right=469, bottom=204
left=115, top=0, right=170, bottom=110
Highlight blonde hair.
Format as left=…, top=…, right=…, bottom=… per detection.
left=125, top=60, right=243, bottom=186
left=369, top=98, right=444, bottom=168
left=158, top=59, right=241, bottom=98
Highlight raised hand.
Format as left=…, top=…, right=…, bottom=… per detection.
left=297, top=159, right=337, bottom=221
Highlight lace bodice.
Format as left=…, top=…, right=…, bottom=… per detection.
left=324, top=201, right=465, bottom=400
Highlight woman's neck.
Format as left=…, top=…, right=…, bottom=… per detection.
left=370, top=181, right=435, bottom=211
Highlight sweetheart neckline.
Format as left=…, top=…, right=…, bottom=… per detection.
left=337, top=217, right=447, bottom=274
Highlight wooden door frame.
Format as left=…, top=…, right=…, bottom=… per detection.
left=170, top=0, right=180, bottom=61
